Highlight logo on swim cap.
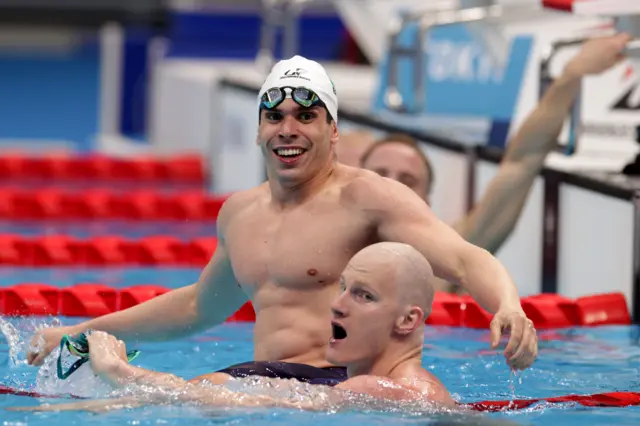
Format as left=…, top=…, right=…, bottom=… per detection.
left=281, top=68, right=310, bottom=82
left=284, top=68, right=305, bottom=77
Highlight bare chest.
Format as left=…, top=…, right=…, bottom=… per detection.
left=225, top=202, right=371, bottom=294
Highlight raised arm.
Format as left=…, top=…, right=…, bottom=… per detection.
left=454, top=33, right=632, bottom=254
left=357, top=174, right=537, bottom=369
left=27, top=195, right=248, bottom=365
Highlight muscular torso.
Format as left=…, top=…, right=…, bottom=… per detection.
left=224, top=173, right=376, bottom=367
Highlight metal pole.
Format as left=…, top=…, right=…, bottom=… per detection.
left=541, top=170, right=561, bottom=294
left=632, top=191, right=640, bottom=323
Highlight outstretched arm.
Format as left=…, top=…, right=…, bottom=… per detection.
left=454, top=33, right=632, bottom=254
left=27, top=195, right=248, bottom=365
left=75, top=332, right=314, bottom=410
left=361, top=175, right=537, bottom=369
left=336, top=375, right=456, bottom=408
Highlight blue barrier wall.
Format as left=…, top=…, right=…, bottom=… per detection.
left=0, top=42, right=100, bottom=151
left=0, top=11, right=346, bottom=151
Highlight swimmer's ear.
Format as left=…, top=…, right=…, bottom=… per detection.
left=395, top=306, right=424, bottom=335
left=330, top=121, right=339, bottom=146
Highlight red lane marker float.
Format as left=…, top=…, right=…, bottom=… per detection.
left=118, top=285, right=171, bottom=310
left=0, top=286, right=629, bottom=329
left=0, top=384, right=83, bottom=399
left=466, top=391, right=640, bottom=412
left=0, top=188, right=227, bottom=221
left=0, top=154, right=206, bottom=185
left=0, top=235, right=219, bottom=267
left=3, top=284, right=59, bottom=316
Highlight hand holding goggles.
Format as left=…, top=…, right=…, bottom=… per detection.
left=260, top=86, right=325, bottom=111
left=56, top=330, right=141, bottom=380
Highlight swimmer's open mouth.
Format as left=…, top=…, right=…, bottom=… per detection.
left=332, top=322, right=347, bottom=340
left=273, top=147, right=307, bottom=158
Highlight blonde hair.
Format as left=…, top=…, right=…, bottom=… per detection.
left=360, top=133, right=435, bottom=194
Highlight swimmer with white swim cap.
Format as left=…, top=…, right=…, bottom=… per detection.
left=28, top=55, right=537, bottom=385
left=11, top=243, right=456, bottom=413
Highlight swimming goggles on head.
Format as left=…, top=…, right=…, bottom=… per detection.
left=56, top=330, right=141, bottom=380
left=260, top=86, right=324, bottom=110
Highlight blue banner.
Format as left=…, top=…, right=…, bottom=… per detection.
left=372, top=21, right=533, bottom=146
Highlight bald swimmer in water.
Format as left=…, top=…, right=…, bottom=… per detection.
left=28, top=55, right=537, bottom=387
left=13, top=243, right=455, bottom=413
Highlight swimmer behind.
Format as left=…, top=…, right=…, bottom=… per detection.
left=13, top=243, right=457, bottom=413
left=351, top=34, right=631, bottom=293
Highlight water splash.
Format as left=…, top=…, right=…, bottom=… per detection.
left=0, top=319, right=23, bottom=367
left=506, top=370, right=516, bottom=400
left=0, top=316, right=113, bottom=398
left=34, top=343, right=114, bottom=399
left=0, top=316, right=61, bottom=367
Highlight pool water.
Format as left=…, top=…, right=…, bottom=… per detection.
left=0, top=266, right=201, bottom=288
left=0, top=220, right=217, bottom=240
left=0, top=316, right=639, bottom=425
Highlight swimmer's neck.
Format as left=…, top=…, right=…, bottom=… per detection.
left=346, top=344, right=423, bottom=379
left=268, top=158, right=337, bottom=206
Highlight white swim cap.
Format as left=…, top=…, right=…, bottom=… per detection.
left=258, top=55, right=338, bottom=123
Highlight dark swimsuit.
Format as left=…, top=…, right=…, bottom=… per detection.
left=216, top=361, right=348, bottom=386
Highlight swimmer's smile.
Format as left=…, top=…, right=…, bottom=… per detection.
left=330, top=321, right=347, bottom=344
left=273, top=147, right=308, bottom=165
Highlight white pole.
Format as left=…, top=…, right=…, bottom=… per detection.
left=99, top=22, right=124, bottom=138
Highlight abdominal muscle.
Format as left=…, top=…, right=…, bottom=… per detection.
left=251, top=282, right=339, bottom=368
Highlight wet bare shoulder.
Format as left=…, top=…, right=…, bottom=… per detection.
left=217, top=185, right=266, bottom=234
left=339, top=167, right=409, bottom=212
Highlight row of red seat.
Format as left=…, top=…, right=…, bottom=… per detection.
left=0, top=188, right=227, bottom=220
left=0, top=283, right=629, bottom=329
left=0, top=235, right=217, bottom=266
left=0, top=154, right=205, bottom=184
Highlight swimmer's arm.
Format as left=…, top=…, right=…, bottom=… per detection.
left=94, top=356, right=190, bottom=389
left=367, top=177, right=521, bottom=314
left=67, top=198, right=247, bottom=342
left=97, top=360, right=323, bottom=411
left=453, top=33, right=632, bottom=254
left=336, top=376, right=455, bottom=408
left=451, top=69, right=581, bottom=255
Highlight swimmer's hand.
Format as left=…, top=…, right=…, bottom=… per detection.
left=27, top=325, right=80, bottom=366
left=564, top=33, right=632, bottom=78
left=86, top=331, right=130, bottom=383
left=490, top=309, right=538, bottom=371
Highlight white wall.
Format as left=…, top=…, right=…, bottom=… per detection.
left=474, top=159, right=544, bottom=296
left=212, top=87, right=265, bottom=194
left=558, top=184, right=635, bottom=311
left=422, top=145, right=469, bottom=226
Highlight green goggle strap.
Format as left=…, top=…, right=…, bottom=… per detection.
left=56, top=333, right=141, bottom=380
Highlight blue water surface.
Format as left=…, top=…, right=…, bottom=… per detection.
left=0, top=220, right=217, bottom=240
left=0, top=319, right=639, bottom=426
